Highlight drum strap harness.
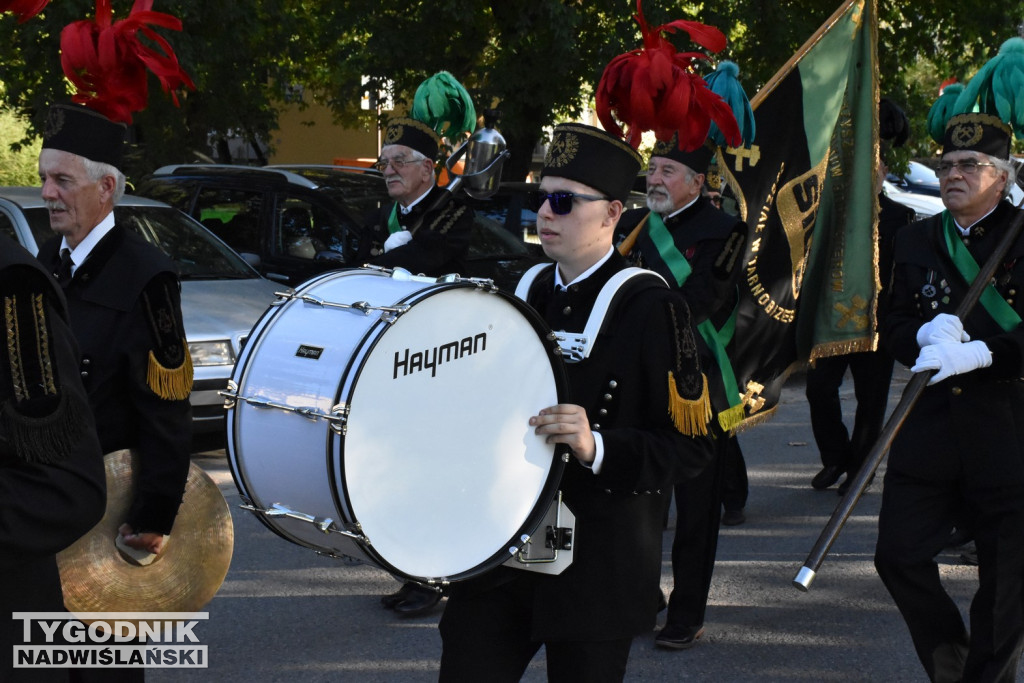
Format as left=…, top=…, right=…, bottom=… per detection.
left=515, top=263, right=667, bottom=362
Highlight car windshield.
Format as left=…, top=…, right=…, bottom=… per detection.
left=469, top=218, right=529, bottom=259
left=24, top=205, right=258, bottom=281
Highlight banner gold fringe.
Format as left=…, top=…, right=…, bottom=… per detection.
left=808, top=336, right=875, bottom=362
left=668, top=372, right=713, bottom=436
left=147, top=340, right=193, bottom=401
left=717, top=403, right=746, bottom=433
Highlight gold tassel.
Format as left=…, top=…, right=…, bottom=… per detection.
left=667, top=372, right=712, bottom=436
left=716, top=403, right=746, bottom=433
left=147, top=338, right=193, bottom=401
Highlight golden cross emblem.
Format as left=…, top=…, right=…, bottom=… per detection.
left=833, top=294, right=869, bottom=331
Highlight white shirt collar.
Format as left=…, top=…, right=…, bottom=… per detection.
left=61, top=211, right=116, bottom=274
left=954, top=203, right=1000, bottom=234
left=400, top=187, right=432, bottom=215
left=555, top=246, right=615, bottom=290
left=663, top=194, right=700, bottom=220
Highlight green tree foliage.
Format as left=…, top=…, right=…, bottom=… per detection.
left=0, top=108, right=41, bottom=186
left=0, top=1, right=309, bottom=183
left=0, top=1, right=1020, bottom=184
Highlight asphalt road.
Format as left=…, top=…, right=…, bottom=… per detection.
left=149, top=365, right=996, bottom=682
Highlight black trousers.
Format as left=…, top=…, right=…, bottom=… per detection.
left=665, top=434, right=744, bottom=629
left=805, top=349, right=894, bottom=476
left=876, top=470, right=1024, bottom=682
left=439, top=577, right=632, bottom=683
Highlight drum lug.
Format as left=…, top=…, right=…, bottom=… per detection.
left=329, top=404, right=349, bottom=434
left=221, top=380, right=239, bottom=409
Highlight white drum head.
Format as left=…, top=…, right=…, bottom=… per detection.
left=339, top=286, right=562, bottom=581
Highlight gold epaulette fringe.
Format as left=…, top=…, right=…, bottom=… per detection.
left=667, top=372, right=712, bottom=436
left=147, top=339, right=193, bottom=401
left=716, top=403, right=746, bottom=433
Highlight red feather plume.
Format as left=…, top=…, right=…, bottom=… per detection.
left=0, top=0, right=49, bottom=23
left=596, top=0, right=740, bottom=151
left=60, top=0, right=195, bottom=124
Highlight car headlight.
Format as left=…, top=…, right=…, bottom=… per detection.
left=188, top=340, right=236, bottom=367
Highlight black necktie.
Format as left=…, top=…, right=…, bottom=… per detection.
left=55, top=248, right=73, bottom=286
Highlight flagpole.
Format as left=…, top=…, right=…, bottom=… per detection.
left=751, top=0, right=862, bottom=108
left=793, top=205, right=1024, bottom=591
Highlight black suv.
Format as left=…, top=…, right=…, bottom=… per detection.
left=136, top=164, right=546, bottom=291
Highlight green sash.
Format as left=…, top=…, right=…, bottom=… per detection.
left=646, top=212, right=744, bottom=431
left=941, top=211, right=1021, bottom=333
left=387, top=203, right=402, bottom=235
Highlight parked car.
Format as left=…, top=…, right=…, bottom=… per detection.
left=0, top=187, right=281, bottom=434
left=136, top=164, right=547, bottom=291
left=887, top=160, right=941, bottom=197
left=882, top=180, right=944, bottom=220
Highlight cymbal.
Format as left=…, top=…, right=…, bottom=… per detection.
left=58, top=449, right=234, bottom=618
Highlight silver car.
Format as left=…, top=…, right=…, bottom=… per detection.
left=0, top=187, right=282, bottom=435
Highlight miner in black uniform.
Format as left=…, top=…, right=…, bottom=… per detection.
left=358, top=117, right=474, bottom=277
left=0, top=234, right=106, bottom=682
left=875, top=112, right=1024, bottom=681
left=615, top=134, right=748, bottom=650
left=359, top=116, right=477, bottom=616
left=438, top=122, right=714, bottom=682
left=36, top=103, right=192, bottom=567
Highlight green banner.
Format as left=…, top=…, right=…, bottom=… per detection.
left=719, top=0, right=879, bottom=425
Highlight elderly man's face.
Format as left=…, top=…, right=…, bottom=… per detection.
left=646, top=157, right=703, bottom=214
left=38, top=148, right=114, bottom=249
left=938, top=150, right=1007, bottom=221
left=378, top=145, right=435, bottom=206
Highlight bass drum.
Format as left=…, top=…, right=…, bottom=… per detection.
left=226, top=267, right=567, bottom=583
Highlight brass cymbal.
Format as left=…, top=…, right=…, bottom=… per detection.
left=58, top=449, right=234, bottom=618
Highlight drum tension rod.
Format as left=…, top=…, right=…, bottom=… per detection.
left=275, top=290, right=412, bottom=317
left=239, top=502, right=364, bottom=541
left=220, top=382, right=349, bottom=432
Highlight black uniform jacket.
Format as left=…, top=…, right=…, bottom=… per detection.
left=883, top=201, right=1024, bottom=486
left=617, top=197, right=748, bottom=417
left=616, top=197, right=747, bottom=328
left=0, top=236, right=106, bottom=680
left=39, top=225, right=191, bottom=535
left=450, top=253, right=714, bottom=642
left=359, top=184, right=473, bottom=277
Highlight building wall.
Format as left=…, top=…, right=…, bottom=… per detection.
left=268, top=98, right=383, bottom=167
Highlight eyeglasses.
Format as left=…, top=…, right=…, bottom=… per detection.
left=372, top=156, right=419, bottom=173
left=528, top=191, right=609, bottom=215
left=936, top=160, right=997, bottom=178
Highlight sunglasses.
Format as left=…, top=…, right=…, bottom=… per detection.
left=529, top=191, right=609, bottom=215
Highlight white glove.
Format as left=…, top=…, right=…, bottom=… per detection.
left=911, top=340, right=992, bottom=385
left=916, top=313, right=970, bottom=347
left=383, top=229, right=413, bottom=253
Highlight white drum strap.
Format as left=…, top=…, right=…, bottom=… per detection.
left=515, top=264, right=666, bottom=363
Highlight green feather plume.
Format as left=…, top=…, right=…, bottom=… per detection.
left=703, top=61, right=755, bottom=148
left=926, top=83, right=965, bottom=144
left=953, top=37, right=1024, bottom=140
left=411, top=71, right=477, bottom=140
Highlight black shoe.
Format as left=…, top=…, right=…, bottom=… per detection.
left=393, top=585, right=442, bottom=616
left=381, top=582, right=415, bottom=609
left=959, top=541, right=978, bottom=566
left=812, top=465, right=843, bottom=490
left=721, top=508, right=745, bottom=526
left=655, top=624, right=705, bottom=650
